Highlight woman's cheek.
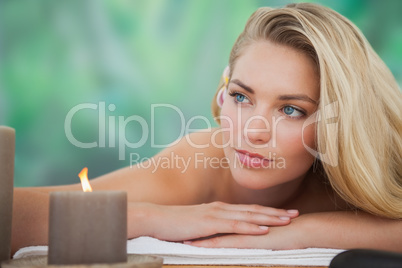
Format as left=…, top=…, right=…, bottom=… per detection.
left=276, top=120, right=316, bottom=153
left=220, top=106, right=251, bottom=146
left=219, top=106, right=234, bottom=144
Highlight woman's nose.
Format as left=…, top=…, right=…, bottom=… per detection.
left=243, top=115, right=271, bottom=146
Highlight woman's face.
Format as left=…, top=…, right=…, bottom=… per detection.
left=220, top=41, right=319, bottom=190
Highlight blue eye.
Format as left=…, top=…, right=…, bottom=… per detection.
left=284, top=106, right=295, bottom=115
left=283, top=106, right=304, bottom=118
left=236, top=94, right=246, bottom=102
left=228, top=91, right=251, bottom=104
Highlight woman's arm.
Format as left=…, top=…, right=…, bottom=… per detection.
left=11, top=131, right=297, bottom=254
left=11, top=131, right=213, bottom=252
left=185, top=211, right=402, bottom=253
left=298, top=211, right=402, bottom=252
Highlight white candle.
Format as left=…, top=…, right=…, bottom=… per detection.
left=0, top=126, right=15, bottom=263
left=48, top=191, right=127, bottom=264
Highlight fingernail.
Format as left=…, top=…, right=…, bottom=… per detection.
left=287, top=209, right=298, bottom=214
left=259, top=225, right=269, bottom=230
left=279, top=216, right=290, bottom=221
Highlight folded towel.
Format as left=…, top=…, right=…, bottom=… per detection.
left=14, top=236, right=345, bottom=266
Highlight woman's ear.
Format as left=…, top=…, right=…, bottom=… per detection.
left=216, top=87, right=227, bottom=108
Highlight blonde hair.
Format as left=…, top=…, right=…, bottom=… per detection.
left=211, top=3, right=402, bottom=219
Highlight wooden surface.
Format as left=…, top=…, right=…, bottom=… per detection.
left=2, top=255, right=163, bottom=268
left=163, top=265, right=328, bottom=268
left=2, top=257, right=328, bottom=268
left=1, top=260, right=327, bottom=268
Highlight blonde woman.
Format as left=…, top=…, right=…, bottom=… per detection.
left=12, top=2, right=401, bottom=254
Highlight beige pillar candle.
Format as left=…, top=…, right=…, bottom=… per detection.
left=0, top=126, right=15, bottom=263
left=48, top=191, right=127, bottom=265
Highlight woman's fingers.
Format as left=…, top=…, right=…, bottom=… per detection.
left=194, top=202, right=299, bottom=237
left=185, top=220, right=304, bottom=250
left=207, top=202, right=299, bottom=226
left=211, top=218, right=270, bottom=235
left=211, top=201, right=299, bottom=218
left=144, top=202, right=299, bottom=242
left=213, top=209, right=292, bottom=226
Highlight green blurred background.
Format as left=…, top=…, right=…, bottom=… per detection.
left=1, top=0, right=401, bottom=186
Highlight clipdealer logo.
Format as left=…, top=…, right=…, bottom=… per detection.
left=64, top=101, right=339, bottom=167
left=64, top=102, right=213, bottom=160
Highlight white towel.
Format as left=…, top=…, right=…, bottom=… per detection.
left=14, top=236, right=345, bottom=266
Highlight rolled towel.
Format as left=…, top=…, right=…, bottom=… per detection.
left=14, top=236, right=345, bottom=266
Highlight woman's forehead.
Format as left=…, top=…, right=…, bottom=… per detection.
left=231, top=41, right=320, bottom=100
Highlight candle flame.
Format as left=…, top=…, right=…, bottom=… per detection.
left=78, top=167, right=93, bottom=192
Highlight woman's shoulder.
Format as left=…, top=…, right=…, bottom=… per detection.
left=164, top=128, right=225, bottom=159
left=92, top=129, right=227, bottom=205
left=152, top=128, right=228, bottom=201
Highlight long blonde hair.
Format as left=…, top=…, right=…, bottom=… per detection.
left=211, top=3, right=402, bottom=219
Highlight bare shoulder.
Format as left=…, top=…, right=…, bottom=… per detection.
left=89, top=129, right=227, bottom=204
left=158, top=128, right=226, bottom=170
left=31, top=130, right=228, bottom=205
left=159, top=129, right=228, bottom=200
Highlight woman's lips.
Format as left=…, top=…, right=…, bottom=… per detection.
left=235, top=149, right=273, bottom=168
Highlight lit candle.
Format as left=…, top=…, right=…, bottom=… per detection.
left=0, top=126, right=15, bottom=263
left=48, top=168, right=127, bottom=264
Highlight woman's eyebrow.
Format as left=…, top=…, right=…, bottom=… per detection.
left=231, top=79, right=317, bottom=105
left=230, top=79, right=255, bottom=94
left=278, top=94, right=317, bottom=105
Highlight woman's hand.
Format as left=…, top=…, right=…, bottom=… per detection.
left=128, top=201, right=299, bottom=242
left=182, top=213, right=306, bottom=250
left=183, top=211, right=402, bottom=252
